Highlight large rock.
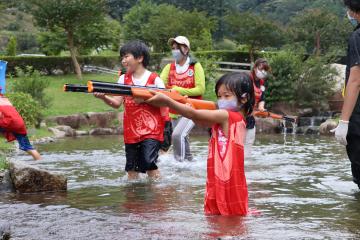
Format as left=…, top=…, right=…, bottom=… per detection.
left=9, top=160, right=67, bottom=193
left=0, top=170, right=14, bottom=192
left=255, top=117, right=282, bottom=134
left=48, top=127, right=66, bottom=138
left=87, top=112, right=122, bottom=128
left=54, top=125, right=76, bottom=137
left=89, top=128, right=116, bottom=135
left=0, top=221, right=10, bottom=240
left=47, top=114, right=89, bottom=129
left=319, top=119, right=338, bottom=135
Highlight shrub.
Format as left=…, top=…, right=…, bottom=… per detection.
left=5, top=36, right=17, bottom=56
left=266, top=50, right=337, bottom=110
left=6, top=92, right=41, bottom=128
left=11, top=66, right=51, bottom=109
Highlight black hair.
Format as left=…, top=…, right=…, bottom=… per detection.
left=253, top=58, right=271, bottom=72
left=215, top=72, right=255, bottom=116
left=344, top=0, right=360, bottom=12
left=120, top=40, right=150, bottom=67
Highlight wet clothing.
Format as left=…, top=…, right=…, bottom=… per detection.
left=125, top=139, right=160, bottom=173
left=205, top=110, right=248, bottom=216
left=118, top=71, right=165, bottom=173
left=160, top=121, right=173, bottom=152
left=345, top=24, right=360, bottom=186
left=122, top=72, right=165, bottom=144
left=171, top=117, right=194, bottom=161
left=0, top=102, right=35, bottom=152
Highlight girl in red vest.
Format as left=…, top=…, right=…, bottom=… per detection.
left=0, top=93, right=41, bottom=160
left=147, top=72, right=255, bottom=216
left=245, top=58, right=271, bottom=158
left=94, top=41, right=165, bottom=180
left=160, top=36, right=205, bottom=161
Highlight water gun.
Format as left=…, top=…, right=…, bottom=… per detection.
left=64, top=80, right=217, bottom=111
left=64, top=81, right=297, bottom=122
left=253, top=110, right=297, bottom=123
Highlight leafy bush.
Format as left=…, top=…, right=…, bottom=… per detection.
left=11, top=66, right=51, bottom=109
left=266, top=50, right=336, bottom=110
left=6, top=92, right=41, bottom=128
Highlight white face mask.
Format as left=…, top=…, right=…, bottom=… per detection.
left=217, top=99, right=239, bottom=111
left=255, top=68, right=268, bottom=79
left=347, top=11, right=359, bottom=27
left=171, top=49, right=183, bottom=62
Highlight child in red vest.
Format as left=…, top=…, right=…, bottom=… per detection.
left=146, top=72, right=255, bottom=216
left=94, top=40, right=165, bottom=180
left=0, top=93, right=41, bottom=160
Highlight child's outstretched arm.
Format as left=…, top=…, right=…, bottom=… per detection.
left=94, top=93, right=123, bottom=109
left=146, top=90, right=228, bottom=126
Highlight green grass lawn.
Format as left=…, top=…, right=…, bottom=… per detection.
left=0, top=154, right=8, bottom=170
left=8, top=73, right=119, bottom=117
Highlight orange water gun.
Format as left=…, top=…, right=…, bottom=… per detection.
left=64, top=80, right=217, bottom=111
left=254, top=111, right=297, bottom=123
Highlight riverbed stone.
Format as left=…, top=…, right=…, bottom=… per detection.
left=54, top=125, right=76, bottom=137
left=319, top=119, right=338, bottom=135
left=0, top=170, right=14, bottom=192
left=48, top=127, right=66, bottom=138
left=255, top=117, right=282, bottom=134
left=9, top=160, right=67, bottom=193
left=75, top=130, right=89, bottom=136
left=87, top=112, right=120, bottom=128
left=0, top=221, right=10, bottom=240
left=89, top=128, right=116, bottom=135
left=47, top=114, right=89, bottom=129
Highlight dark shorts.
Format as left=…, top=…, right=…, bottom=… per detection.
left=160, top=121, right=173, bottom=152
left=346, top=115, right=360, bottom=186
left=14, top=133, right=34, bottom=151
left=125, top=139, right=160, bottom=173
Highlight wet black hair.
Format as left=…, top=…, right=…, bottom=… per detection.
left=215, top=72, right=255, bottom=116
left=344, top=0, right=360, bottom=12
left=120, top=40, right=150, bottom=67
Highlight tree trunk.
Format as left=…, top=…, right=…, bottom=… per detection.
left=315, top=31, right=321, bottom=56
left=66, top=30, right=82, bottom=79
left=249, top=47, right=255, bottom=64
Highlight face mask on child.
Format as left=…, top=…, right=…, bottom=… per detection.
left=217, top=99, right=240, bottom=111
left=172, top=49, right=184, bottom=62
left=255, top=68, right=268, bottom=79
left=347, top=11, right=359, bottom=27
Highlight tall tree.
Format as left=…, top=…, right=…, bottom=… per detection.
left=225, top=11, right=285, bottom=62
left=289, top=9, right=351, bottom=56
left=30, top=0, right=107, bottom=79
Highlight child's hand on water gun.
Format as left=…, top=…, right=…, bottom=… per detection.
left=146, top=90, right=172, bottom=107
left=133, top=97, right=145, bottom=104
left=93, top=92, right=106, bottom=100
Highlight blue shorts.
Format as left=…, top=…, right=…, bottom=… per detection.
left=14, top=133, right=34, bottom=151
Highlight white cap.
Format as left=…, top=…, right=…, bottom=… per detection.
left=168, top=36, right=190, bottom=49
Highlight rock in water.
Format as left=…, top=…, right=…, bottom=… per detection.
left=319, top=119, right=338, bottom=136
left=9, top=160, right=67, bottom=193
left=0, top=221, right=10, bottom=240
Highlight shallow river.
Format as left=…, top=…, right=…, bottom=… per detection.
left=1, top=134, right=360, bottom=239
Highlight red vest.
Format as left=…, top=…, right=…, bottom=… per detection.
left=205, top=111, right=248, bottom=216
left=250, top=72, right=264, bottom=108
left=0, top=105, right=27, bottom=142
left=123, top=72, right=164, bottom=144
left=167, top=62, right=202, bottom=99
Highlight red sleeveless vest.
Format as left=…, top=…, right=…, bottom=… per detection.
left=205, top=111, right=248, bottom=216
left=167, top=62, right=202, bottom=99
left=250, top=72, right=264, bottom=108
left=123, top=72, right=164, bottom=144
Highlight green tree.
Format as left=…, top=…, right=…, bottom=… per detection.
left=289, top=9, right=352, bottom=56
left=30, top=0, right=108, bottom=79
left=5, top=36, right=17, bottom=56
left=123, top=1, right=215, bottom=52
left=225, top=11, right=285, bottom=62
